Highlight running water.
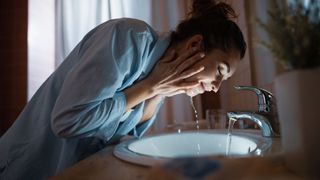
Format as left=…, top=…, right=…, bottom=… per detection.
left=225, top=117, right=237, bottom=156
left=190, top=96, right=200, bottom=130
left=190, top=96, right=201, bottom=155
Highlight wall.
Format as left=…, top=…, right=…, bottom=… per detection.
left=218, top=0, right=257, bottom=113
left=246, top=0, right=280, bottom=92
left=0, top=0, right=28, bottom=135
left=215, top=0, right=279, bottom=115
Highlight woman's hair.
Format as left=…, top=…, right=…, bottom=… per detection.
left=171, top=0, right=246, bottom=59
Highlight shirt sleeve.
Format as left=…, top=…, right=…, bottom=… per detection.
left=51, top=19, right=155, bottom=140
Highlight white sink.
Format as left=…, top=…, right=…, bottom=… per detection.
left=114, top=130, right=273, bottom=166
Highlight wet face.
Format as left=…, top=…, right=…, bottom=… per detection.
left=185, top=48, right=240, bottom=96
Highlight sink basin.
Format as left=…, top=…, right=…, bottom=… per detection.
left=114, top=130, right=274, bottom=166
left=129, top=132, right=256, bottom=157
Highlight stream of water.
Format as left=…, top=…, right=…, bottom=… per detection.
left=190, top=96, right=238, bottom=156
left=190, top=96, right=200, bottom=130
left=190, top=96, right=201, bottom=155
left=225, top=117, right=237, bottom=156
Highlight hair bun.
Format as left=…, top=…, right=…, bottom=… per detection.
left=190, top=0, right=237, bottom=20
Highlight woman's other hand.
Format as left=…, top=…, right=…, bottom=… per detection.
left=146, top=48, right=205, bottom=97
left=123, top=48, right=204, bottom=112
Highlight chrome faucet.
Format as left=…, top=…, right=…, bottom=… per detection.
left=227, top=86, right=280, bottom=137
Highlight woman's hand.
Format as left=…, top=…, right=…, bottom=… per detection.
left=123, top=48, right=205, bottom=112
left=185, top=85, right=205, bottom=97
left=146, top=48, right=205, bottom=97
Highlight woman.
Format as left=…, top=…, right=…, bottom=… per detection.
left=0, top=0, right=246, bottom=179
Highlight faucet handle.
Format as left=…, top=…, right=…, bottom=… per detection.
left=234, top=85, right=274, bottom=113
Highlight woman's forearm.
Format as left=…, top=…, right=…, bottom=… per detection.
left=123, top=78, right=155, bottom=112
left=124, top=79, right=163, bottom=123
left=141, top=95, right=163, bottom=122
left=123, top=48, right=204, bottom=119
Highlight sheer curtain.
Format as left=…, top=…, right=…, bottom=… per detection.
left=55, top=0, right=190, bottom=65
left=55, top=0, right=202, bottom=133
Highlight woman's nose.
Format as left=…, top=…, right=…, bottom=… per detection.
left=212, top=79, right=223, bottom=93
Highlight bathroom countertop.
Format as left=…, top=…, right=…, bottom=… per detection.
left=49, top=146, right=150, bottom=180
left=49, top=141, right=303, bottom=180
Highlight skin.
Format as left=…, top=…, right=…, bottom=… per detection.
left=185, top=48, right=239, bottom=96
left=124, top=34, right=241, bottom=123
left=183, top=35, right=240, bottom=96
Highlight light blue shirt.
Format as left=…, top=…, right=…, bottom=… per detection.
left=0, top=18, right=171, bottom=179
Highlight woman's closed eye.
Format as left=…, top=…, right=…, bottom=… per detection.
left=217, top=65, right=223, bottom=76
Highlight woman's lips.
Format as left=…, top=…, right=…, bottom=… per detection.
left=201, top=82, right=212, bottom=92
left=190, top=82, right=211, bottom=96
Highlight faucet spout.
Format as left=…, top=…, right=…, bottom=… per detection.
left=227, top=111, right=279, bottom=137
left=229, top=86, right=281, bottom=137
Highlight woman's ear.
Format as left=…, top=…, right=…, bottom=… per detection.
left=186, top=34, right=203, bottom=50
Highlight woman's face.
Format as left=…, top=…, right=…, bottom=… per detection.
left=185, top=48, right=240, bottom=96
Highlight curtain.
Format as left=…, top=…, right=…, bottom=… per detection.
left=55, top=0, right=202, bottom=133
